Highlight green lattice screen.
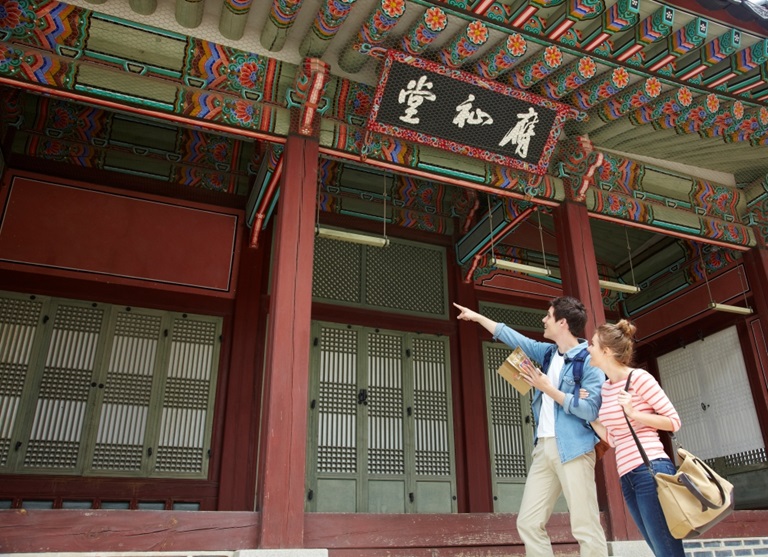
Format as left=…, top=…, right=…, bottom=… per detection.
left=90, top=310, right=162, bottom=473
left=155, top=316, right=219, bottom=475
left=313, top=237, right=448, bottom=318
left=0, top=295, right=45, bottom=468
left=0, top=291, right=221, bottom=478
left=481, top=302, right=547, bottom=335
left=23, top=302, right=107, bottom=472
left=307, top=322, right=456, bottom=514
left=484, top=341, right=534, bottom=513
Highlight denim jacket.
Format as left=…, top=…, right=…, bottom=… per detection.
left=493, top=323, right=604, bottom=463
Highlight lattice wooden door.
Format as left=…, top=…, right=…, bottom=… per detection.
left=306, top=322, right=456, bottom=513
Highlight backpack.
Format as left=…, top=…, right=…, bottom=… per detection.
left=541, top=346, right=590, bottom=407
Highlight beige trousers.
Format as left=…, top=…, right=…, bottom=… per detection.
left=517, top=437, right=608, bottom=557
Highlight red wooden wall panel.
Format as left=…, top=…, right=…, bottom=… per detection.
left=0, top=176, right=239, bottom=292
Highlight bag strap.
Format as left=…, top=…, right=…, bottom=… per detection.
left=678, top=464, right=730, bottom=510
left=623, top=372, right=731, bottom=510
left=623, top=370, right=655, bottom=475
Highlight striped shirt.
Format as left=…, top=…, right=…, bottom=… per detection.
left=598, top=368, right=682, bottom=477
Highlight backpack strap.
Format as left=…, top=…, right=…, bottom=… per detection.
left=540, top=345, right=556, bottom=377
left=566, top=348, right=590, bottom=407
left=540, top=346, right=589, bottom=406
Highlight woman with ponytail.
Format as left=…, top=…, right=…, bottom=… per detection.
left=586, top=320, right=685, bottom=557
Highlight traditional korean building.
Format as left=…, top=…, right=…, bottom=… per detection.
left=1, top=0, right=768, bottom=555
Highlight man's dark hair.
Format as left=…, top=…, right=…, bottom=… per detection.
left=550, top=296, right=587, bottom=337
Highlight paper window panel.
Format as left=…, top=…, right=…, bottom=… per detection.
left=0, top=296, right=43, bottom=468
left=91, top=311, right=162, bottom=472
left=486, top=344, right=528, bottom=479
left=23, top=303, right=105, bottom=470
left=367, top=331, right=404, bottom=475
left=154, top=316, right=219, bottom=475
left=658, top=326, right=764, bottom=461
left=411, top=337, right=451, bottom=476
left=697, top=327, right=763, bottom=457
left=317, top=326, right=358, bottom=474
left=656, top=347, right=709, bottom=455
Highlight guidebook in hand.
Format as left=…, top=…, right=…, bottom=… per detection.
left=497, top=346, right=535, bottom=395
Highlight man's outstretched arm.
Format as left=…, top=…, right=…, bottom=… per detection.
left=453, top=303, right=499, bottom=336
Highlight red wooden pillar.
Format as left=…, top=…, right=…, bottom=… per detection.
left=739, top=248, right=768, bottom=448
left=256, top=134, right=318, bottom=547
left=553, top=200, right=630, bottom=541
left=452, top=263, right=494, bottom=512
left=217, top=224, right=272, bottom=512
left=553, top=201, right=604, bottom=338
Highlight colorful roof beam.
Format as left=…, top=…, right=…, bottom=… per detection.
left=728, top=107, right=768, bottom=144
left=219, top=0, right=253, bottom=40
left=472, top=0, right=543, bottom=27
left=505, top=45, right=564, bottom=89
left=438, top=20, right=490, bottom=68
left=473, top=33, right=528, bottom=79
left=609, top=5, right=675, bottom=63
left=300, top=0, right=358, bottom=57
left=752, top=84, right=768, bottom=103
left=700, top=101, right=768, bottom=142
left=338, top=0, right=406, bottom=74
left=508, top=0, right=543, bottom=27
left=569, top=66, right=631, bottom=110
left=579, top=0, right=640, bottom=52
left=535, top=0, right=605, bottom=42
left=540, top=56, right=598, bottom=99
left=698, top=38, right=768, bottom=89
left=674, top=28, right=741, bottom=81
left=261, top=0, right=305, bottom=51
left=472, top=0, right=501, bottom=16
left=659, top=92, right=723, bottom=134
left=726, top=68, right=766, bottom=97
left=286, top=57, right=332, bottom=136
left=722, top=40, right=768, bottom=96
left=455, top=199, right=534, bottom=265
left=740, top=107, right=768, bottom=143
left=642, top=17, right=708, bottom=74
left=594, top=89, right=707, bottom=149
left=399, top=6, right=448, bottom=55
left=593, top=76, right=663, bottom=121
left=628, top=86, right=694, bottom=125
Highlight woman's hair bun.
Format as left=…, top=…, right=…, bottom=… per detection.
left=616, top=319, right=637, bottom=338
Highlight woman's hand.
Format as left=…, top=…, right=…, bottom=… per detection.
left=579, top=388, right=589, bottom=399
left=617, top=389, right=636, bottom=418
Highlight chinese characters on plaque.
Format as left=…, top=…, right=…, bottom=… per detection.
left=368, top=51, right=576, bottom=175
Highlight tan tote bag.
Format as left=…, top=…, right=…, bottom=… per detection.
left=653, top=447, right=734, bottom=539
left=624, top=371, right=735, bottom=539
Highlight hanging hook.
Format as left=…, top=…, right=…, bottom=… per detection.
left=537, top=207, right=548, bottom=274
left=736, top=261, right=751, bottom=311
left=625, top=227, right=637, bottom=287
left=382, top=172, right=388, bottom=245
left=698, top=245, right=715, bottom=306
left=487, top=194, right=496, bottom=264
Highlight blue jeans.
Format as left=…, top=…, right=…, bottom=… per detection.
left=620, top=458, right=686, bottom=557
